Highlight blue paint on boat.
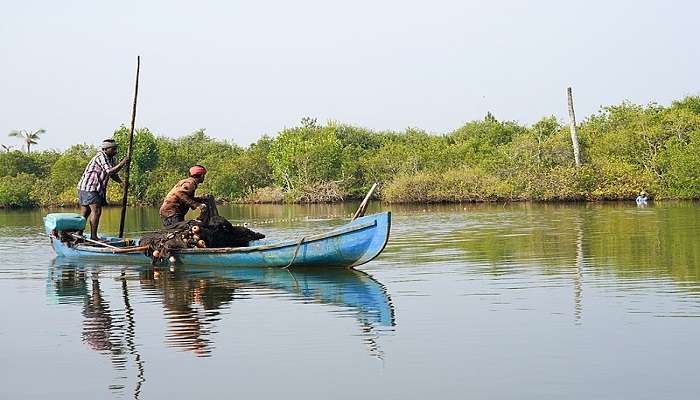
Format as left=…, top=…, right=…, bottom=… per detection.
left=45, top=212, right=391, bottom=269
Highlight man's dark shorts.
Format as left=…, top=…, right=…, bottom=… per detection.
left=78, top=190, right=107, bottom=206
left=161, top=214, right=185, bottom=227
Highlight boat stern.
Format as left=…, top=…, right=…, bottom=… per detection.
left=350, top=211, right=391, bottom=267
left=44, top=213, right=87, bottom=256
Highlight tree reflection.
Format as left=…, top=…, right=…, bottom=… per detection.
left=574, top=213, right=584, bottom=324
left=388, top=202, right=700, bottom=300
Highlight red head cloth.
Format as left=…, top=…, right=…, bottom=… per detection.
left=189, top=165, right=207, bottom=176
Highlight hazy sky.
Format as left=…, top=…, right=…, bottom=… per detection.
left=2, top=0, right=698, bottom=151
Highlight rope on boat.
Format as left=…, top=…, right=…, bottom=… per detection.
left=282, top=236, right=306, bottom=270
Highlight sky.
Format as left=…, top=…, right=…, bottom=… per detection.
left=1, top=0, right=698, bottom=151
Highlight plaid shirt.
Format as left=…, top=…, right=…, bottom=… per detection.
left=77, top=151, right=116, bottom=194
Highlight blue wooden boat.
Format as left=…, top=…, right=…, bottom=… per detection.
left=45, top=212, right=391, bottom=268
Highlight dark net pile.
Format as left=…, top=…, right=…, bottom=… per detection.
left=140, top=195, right=265, bottom=263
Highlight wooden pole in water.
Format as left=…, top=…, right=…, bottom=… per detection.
left=567, top=87, right=582, bottom=167
left=119, top=56, right=140, bottom=238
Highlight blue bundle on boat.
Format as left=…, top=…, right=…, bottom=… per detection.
left=44, top=213, right=86, bottom=232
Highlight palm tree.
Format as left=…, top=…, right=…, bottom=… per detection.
left=1, top=144, right=15, bottom=152
left=8, top=129, right=45, bottom=153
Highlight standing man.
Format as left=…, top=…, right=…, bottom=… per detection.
left=159, top=165, right=208, bottom=226
left=77, top=139, right=130, bottom=240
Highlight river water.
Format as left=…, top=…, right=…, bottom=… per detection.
left=1, top=202, right=699, bottom=399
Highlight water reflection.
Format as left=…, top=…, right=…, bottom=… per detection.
left=385, top=202, right=700, bottom=291
left=47, top=267, right=87, bottom=304
left=136, top=265, right=396, bottom=357
left=138, top=268, right=237, bottom=357
left=48, top=265, right=145, bottom=398
left=574, top=214, right=584, bottom=323
left=121, top=272, right=146, bottom=398
left=47, top=258, right=395, bottom=396
left=7, top=202, right=700, bottom=400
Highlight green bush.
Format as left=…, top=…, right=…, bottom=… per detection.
left=382, top=168, right=515, bottom=203
left=5, top=95, right=700, bottom=207
left=589, top=160, right=657, bottom=200
left=0, top=173, right=41, bottom=207
left=39, top=144, right=95, bottom=205
left=113, top=127, right=160, bottom=203
left=242, top=186, right=285, bottom=203
left=268, top=125, right=342, bottom=190
left=0, top=151, right=57, bottom=178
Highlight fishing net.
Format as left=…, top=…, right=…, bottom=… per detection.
left=140, top=195, right=265, bottom=263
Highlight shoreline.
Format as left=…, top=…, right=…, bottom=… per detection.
left=4, top=197, right=699, bottom=211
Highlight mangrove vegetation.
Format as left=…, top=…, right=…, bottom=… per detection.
left=2, top=96, right=700, bottom=208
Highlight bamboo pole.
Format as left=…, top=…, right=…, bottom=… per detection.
left=352, top=183, right=378, bottom=221
left=567, top=87, right=582, bottom=167
left=119, top=56, right=141, bottom=238
left=110, top=245, right=150, bottom=254
left=69, top=233, right=120, bottom=249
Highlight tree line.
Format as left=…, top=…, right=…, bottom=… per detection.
left=2, top=96, right=699, bottom=208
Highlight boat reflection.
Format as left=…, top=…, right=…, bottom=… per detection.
left=48, top=257, right=396, bottom=355
left=47, top=263, right=145, bottom=398
left=135, top=264, right=396, bottom=359
left=48, top=259, right=395, bottom=397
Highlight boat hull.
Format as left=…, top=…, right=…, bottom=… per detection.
left=49, top=212, right=391, bottom=268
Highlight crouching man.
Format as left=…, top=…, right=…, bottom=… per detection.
left=159, top=165, right=208, bottom=227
